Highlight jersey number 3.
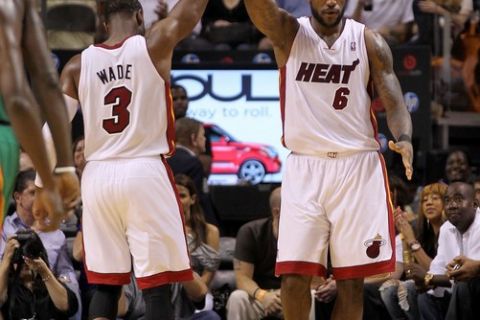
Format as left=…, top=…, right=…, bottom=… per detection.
left=103, top=86, right=132, bottom=134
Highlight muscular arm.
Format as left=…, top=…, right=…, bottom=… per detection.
left=60, top=55, right=81, bottom=101
left=244, top=0, right=298, bottom=67
left=146, top=0, right=208, bottom=80
left=365, top=29, right=413, bottom=179
left=22, top=0, right=73, bottom=168
left=0, top=2, right=55, bottom=190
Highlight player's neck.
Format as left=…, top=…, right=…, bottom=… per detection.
left=310, top=17, right=345, bottom=44
left=104, top=19, right=139, bottom=46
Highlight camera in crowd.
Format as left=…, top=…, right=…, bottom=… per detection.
left=11, top=230, right=44, bottom=264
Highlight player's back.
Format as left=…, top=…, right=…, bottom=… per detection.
left=78, top=35, right=175, bottom=161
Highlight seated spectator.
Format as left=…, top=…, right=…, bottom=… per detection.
left=0, top=170, right=81, bottom=320
left=417, top=0, right=473, bottom=37
left=380, top=182, right=447, bottom=320
left=345, top=0, right=414, bottom=45
left=201, top=0, right=259, bottom=50
left=171, top=84, right=213, bottom=176
left=174, top=174, right=221, bottom=318
left=226, top=187, right=283, bottom=320
left=444, top=149, right=472, bottom=183
left=445, top=256, right=480, bottom=319
left=168, top=117, right=218, bottom=226
left=0, top=230, right=78, bottom=319
left=407, top=182, right=480, bottom=320
left=474, top=176, right=480, bottom=204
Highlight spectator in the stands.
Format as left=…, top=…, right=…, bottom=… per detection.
left=171, top=84, right=213, bottom=177
left=345, top=0, right=415, bottom=45
left=201, top=0, right=259, bottom=50
left=0, top=169, right=81, bottom=320
left=409, top=182, right=480, bottom=320
left=226, top=187, right=283, bottom=320
left=380, top=182, right=447, bottom=320
left=444, top=149, right=472, bottom=183
left=168, top=117, right=218, bottom=226
left=474, top=176, right=480, bottom=204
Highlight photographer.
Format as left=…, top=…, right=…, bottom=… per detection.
left=0, top=230, right=78, bottom=319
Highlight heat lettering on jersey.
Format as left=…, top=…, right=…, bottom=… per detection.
left=96, top=64, right=133, bottom=85
left=295, top=59, right=359, bottom=84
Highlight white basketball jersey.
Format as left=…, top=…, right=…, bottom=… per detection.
left=78, top=35, right=175, bottom=161
left=281, top=18, right=380, bottom=155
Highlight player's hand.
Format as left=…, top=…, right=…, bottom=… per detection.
left=315, top=276, right=337, bottom=303
left=155, top=0, right=168, bottom=20
left=388, top=140, right=413, bottom=180
left=55, top=171, right=80, bottom=212
left=32, top=185, right=64, bottom=231
left=260, top=290, right=282, bottom=315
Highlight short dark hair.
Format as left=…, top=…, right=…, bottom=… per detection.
left=13, top=169, right=35, bottom=194
left=171, top=84, right=187, bottom=92
left=175, top=117, right=203, bottom=145
left=104, top=0, right=142, bottom=21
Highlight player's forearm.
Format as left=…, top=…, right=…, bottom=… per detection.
left=22, top=4, right=74, bottom=168
left=377, top=73, right=412, bottom=140
left=6, top=104, right=55, bottom=189
left=168, top=0, right=209, bottom=38
left=244, top=0, right=280, bottom=36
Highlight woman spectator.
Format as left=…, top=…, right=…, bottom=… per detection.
left=380, top=182, right=448, bottom=320
left=174, top=174, right=220, bottom=319
left=0, top=230, right=78, bottom=319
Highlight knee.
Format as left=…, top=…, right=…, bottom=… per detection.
left=281, top=275, right=311, bottom=294
left=379, top=281, right=398, bottom=300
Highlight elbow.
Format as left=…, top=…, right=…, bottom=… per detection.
left=4, top=94, right=33, bottom=119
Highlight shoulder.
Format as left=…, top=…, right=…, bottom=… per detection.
left=63, top=54, right=82, bottom=74
left=206, top=223, right=220, bottom=241
left=237, top=217, right=269, bottom=236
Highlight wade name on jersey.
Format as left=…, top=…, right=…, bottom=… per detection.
left=96, top=64, right=133, bottom=85
left=295, top=59, right=360, bottom=84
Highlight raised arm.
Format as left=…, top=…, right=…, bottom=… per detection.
left=365, top=29, right=413, bottom=180
left=22, top=0, right=74, bottom=169
left=244, top=0, right=298, bottom=66
left=146, top=0, right=208, bottom=78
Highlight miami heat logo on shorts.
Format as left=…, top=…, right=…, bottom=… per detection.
left=364, top=234, right=386, bottom=258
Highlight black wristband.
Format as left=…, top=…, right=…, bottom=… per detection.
left=397, top=134, right=411, bottom=143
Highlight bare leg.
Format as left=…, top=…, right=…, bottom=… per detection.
left=332, top=278, right=364, bottom=320
left=281, top=274, right=312, bottom=320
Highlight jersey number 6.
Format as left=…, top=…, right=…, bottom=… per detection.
left=332, top=87, right=350, bottom=110
left=103, top=86, right=132, bottom=134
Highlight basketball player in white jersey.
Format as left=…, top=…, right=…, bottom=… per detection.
left=244, top=0, right=413, bottom=319
left=59, top=1, right=209, bottom=319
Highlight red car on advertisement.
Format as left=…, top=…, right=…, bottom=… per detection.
left=205, top=124, right=281, bottom=184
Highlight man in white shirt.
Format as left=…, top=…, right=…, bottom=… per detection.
left=407, top=182, right=480, bottom=320
left=344, top=0, right=414, bottom=45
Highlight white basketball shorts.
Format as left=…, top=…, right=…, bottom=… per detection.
left=276, top=151, right=395, bottom=280
left=81, top=156, right=192, bottom=289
